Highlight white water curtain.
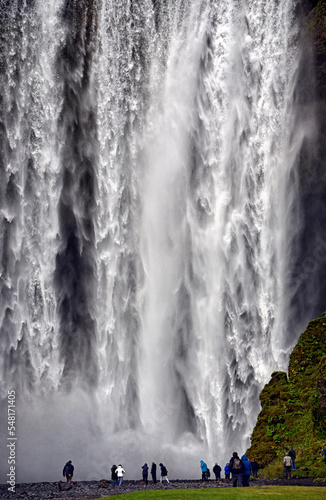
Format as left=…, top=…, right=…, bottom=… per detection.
left=0, top=0, right=313, bottom=481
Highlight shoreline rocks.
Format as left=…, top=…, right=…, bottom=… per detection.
left=1, top=477, right=326, bottom=500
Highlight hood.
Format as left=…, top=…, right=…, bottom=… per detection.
left=241, top=455, right=247, bottom=460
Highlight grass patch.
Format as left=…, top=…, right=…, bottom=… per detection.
left=96, top=486, right=326, bottom=500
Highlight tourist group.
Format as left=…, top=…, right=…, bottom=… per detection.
left=62, top=445, right=306, bottom=487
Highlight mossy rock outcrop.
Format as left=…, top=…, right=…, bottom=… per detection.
left=312, top=355, right=326, bottom=438
left=246, top=313, right=326, bottom=477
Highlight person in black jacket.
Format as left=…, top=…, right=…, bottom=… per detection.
left=251, top=459, right=258, bottom=477
left=151, top=462, right=157, bottom=484
left=289, top=447, right=296, bottom=470
left=229, top=452, right=243, bottom=487
left=159, top=463, right=169, bottom=483
left=111, top=464, right=118, bottom=486
left=212, top=462, right=221, bottom=481
left=142, top=463, right=149, bottom=484
left=62, top=460, right=74, bottom=484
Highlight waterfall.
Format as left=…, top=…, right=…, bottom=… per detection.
left=0, top=0, right=315, bottom=482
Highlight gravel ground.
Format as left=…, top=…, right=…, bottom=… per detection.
left=1, top=477, right=326, bottom=500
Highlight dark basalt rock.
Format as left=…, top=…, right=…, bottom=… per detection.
left=1, top=478, right=326, bottom=499
left=58, top=480, right=72, bottom=491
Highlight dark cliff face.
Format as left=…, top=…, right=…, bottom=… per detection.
left=250, top=21, right=326, bottom=457
left=290, top=0, right=326, bottom=333
left=307, top=0, right=326, bottom=98
left=246, top=314, right=326, bottom=477
left=249, top=10, right=326, bottom=456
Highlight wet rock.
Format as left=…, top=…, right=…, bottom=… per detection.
left=58, top=481, right=72, bottom=491
left=0, top=477, right=326, bottom=499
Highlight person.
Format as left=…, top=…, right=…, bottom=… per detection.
left=151, top=462, right=157, bottom=484
left=251, top=458, right=258, bottom=478
left=212, top=462, right=221, bottom=481
left=224, top=463, right=230, bottom=480
left=159, top=463, right=169, bottom=483
left=115, top=464, right=125, bottom=486
left=289, top=447, right=296, bottom=470
left=241, top=454, right=252, bottom=487
left=200, top=460, right=208, bottom=481
left=111, top=464, right=118, bottom=487
left=62, top=460, right=74, bottom=484
left=284, top=453, right=292, bottom=479
left=322, top=446, right=326, bottom=464
left=141, top=463, right=149, bottom=485
left=229, top=452, right=243, bottom=487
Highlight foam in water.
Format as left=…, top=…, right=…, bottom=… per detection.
left=0, top=0, right=315, bottom=482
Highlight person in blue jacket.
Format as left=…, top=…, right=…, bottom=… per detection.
left=62, top=460, right=74, bottom=484
left=241, top=454, right=252, bottom=486
left=224, top=463, right=230, bottom=480
left=200, top=460, right=208, bottom=481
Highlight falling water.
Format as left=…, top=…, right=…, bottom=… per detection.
left=0, top=0, right=316, bottom=482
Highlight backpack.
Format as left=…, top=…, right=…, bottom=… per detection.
left=233, top=458, right=241, bottom=470
left=206, top=468, right=210, bottom=478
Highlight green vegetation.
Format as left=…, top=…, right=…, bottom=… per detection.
left=96, top=486, right=326, bottom=500
left=246, top=313, right=326, bottom=478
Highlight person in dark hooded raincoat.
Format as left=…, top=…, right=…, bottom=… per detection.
left=141, top=463, right=149, bottom=484
left=62, top=460, right=74, bottom=484
left=241, top=454, right=252, bottom=486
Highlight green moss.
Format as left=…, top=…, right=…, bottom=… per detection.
left=246, top=315, right=326, bottom=477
